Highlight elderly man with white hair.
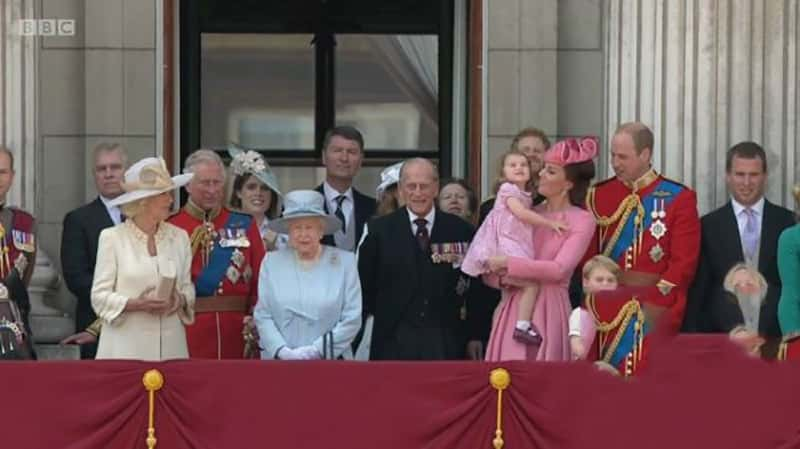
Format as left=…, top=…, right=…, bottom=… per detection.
left=169, top=149, right=265, bottom=359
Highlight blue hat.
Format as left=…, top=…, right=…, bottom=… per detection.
left=228, top=143, right=282, bottom=197
left=267, top=190, right=341, bottom=235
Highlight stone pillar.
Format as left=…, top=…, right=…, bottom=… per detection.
left=30, top=247, right=78, bottom=359
left=605, top=0, right=800, bottom=213
left=485, top=0, right=559, bottom=196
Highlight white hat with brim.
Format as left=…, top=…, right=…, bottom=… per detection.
left=108, top=157, right=194, bottom=207
left=267, top=190, right=341, bottom=235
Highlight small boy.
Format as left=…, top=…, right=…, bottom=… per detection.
left=569, top=255, right=621, bottom=360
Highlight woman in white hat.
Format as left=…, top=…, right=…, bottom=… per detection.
left=91, top=157, right=196, bottom=360
left=227, top=144, right=287, bottom=251
left=254, top=190, right=362, bottom=360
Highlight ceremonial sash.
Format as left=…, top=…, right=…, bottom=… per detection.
left=195, top=212, right=252, bottom=297
left=609, top=179, right=683, bottom=261
left=606, top=315, right=648, bottom=368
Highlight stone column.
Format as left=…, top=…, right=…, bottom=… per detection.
left=2, top=1, right=75, bottom=358
left=605, top=0, right=800, bottom=213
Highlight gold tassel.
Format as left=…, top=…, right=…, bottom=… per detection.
left=490, top=368, right=511, bottom=449
left=778, top=342, right=788, bottom=361
left=142, top=369, right=165, bottom=449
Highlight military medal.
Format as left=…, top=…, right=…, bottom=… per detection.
left=11, top=230, right=34, bottom=253
left=649, top=244, right=664, bottom=263
left=226, top=265, right=241, bottom=284
left=648, top=199, right=668, bottom=262
left=242, top=266, right=253, bottom=284
left=231, top=248, right=245, bottom=268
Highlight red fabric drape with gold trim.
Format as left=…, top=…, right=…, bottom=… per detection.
left=3, top=336, right=800, bottom=449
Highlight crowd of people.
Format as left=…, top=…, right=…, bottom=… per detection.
left=0, top=121, right=797, bottom=373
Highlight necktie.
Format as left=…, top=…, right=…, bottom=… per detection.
left=741, top=207, right=759, bottom=262
left=414, top=218, right=430, bottom=252
left=334, top=195, right=346, bottom=233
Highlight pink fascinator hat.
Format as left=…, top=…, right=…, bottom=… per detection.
left=544, top=136, right=599, bottom=166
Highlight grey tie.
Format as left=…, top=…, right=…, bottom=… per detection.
left=741, top=207, right=759, bottom=262
left=334, top=195, right=346, bottom=233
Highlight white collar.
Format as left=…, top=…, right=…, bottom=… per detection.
left=323, top=182, right=353, bottom=203
left=731, top=196, right=765, bottom=217
left=406, top=206, right=435, bottom=226
left=99, top=195, right=120, bottom=209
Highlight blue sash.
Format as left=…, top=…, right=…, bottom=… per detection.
left=195, top=212, right=252, bottom=297
left=609, top=179, right=684, bottom=261
left=608, top=317, right=649, bottom=367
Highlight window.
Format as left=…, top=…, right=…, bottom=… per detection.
left=182, top=0, right=454, bottom=193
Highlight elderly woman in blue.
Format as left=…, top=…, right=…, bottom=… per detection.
left=255, top=190, right=362, bottom=360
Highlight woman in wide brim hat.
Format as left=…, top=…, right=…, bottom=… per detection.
left=227, top=143, right=286, bottom=251
left=254, top=190, right=361, bottom=360
left=92, top=157, right=197, bottom=361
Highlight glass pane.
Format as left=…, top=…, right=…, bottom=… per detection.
left=336, top=34, right=439, bottom=152
left=201, top=34, right=315, bottom=150
left=268, top=166, right=385, bottom=198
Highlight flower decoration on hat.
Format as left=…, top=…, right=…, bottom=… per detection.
left=544, top=136, right=599, bottom=166
left=231, top=150, right=267, bottom=177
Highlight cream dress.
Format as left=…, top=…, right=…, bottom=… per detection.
left=91, top=220, right=195, bottom=360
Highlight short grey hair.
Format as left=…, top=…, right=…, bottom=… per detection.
left=183, top=149, right=225, bottom=179
left=399, top=157, right=439, bottom=184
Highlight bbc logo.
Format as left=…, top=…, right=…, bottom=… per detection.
left=18, top=19, right=75, bottom=36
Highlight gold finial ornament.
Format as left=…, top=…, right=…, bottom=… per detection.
left=142, top=369, right=165, bottom=449
left=489, top=368, right=511, bottom=449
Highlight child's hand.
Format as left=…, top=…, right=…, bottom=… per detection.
left=548, top=219, right=569, bottom=235
left=486, top=256, right=508, bottom=273
left=570, top=336, right=586, bottom=360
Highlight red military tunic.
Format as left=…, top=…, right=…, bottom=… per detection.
left=169, top=201, right=265, bottom=359
left=583, top=170, right=700, bottom=374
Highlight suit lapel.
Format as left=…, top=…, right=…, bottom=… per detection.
left=315, top=184, right=335, bottom=246
left=721, top=202, right=745, bottom=261
left=91, top=197, right=114, bottom=228
left=758, top=200, right=779, bottom=273
left=393, top=208, right=420, bottom=287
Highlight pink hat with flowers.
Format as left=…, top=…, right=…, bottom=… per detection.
left=544, top=137, right=599, bottom=166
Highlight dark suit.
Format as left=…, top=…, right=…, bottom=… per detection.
left=61, top=198, right=115, bottom=359
left=315, top=184, right=375, bottom=250
left=685, top=199, right=795, bottom=339
left=359, top=207, right=476, bottom=360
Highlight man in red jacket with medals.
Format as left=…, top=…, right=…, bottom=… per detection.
left=584, top=122, right=700, bottom=374
left=169, top=149, right=265, bottom=359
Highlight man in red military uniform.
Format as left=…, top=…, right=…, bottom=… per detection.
left=583, top=122, right=700, bottom=374
left=0, top=147, right=36, bottom=360
left=169, top=149, right=265, bottom=359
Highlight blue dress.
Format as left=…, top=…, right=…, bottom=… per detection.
left=255, top=245, right=362, bottom=359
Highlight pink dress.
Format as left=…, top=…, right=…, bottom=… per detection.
left=484, top=205, right=595, bottom=361
left=461, top=183, right=534, bottom=277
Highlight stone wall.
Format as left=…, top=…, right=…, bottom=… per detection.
left=485, top=0, right=605, bottom=196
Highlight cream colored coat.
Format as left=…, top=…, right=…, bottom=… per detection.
left=91, top=220, right=195, bottom=360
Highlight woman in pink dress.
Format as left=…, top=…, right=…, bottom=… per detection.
left=483, top=137, right=598, bottom=361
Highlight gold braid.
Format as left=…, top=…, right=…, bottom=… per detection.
left=189, top=225, right=211, bottom=258
left=586, top=186, right=644, bottom=258
left=586, top=294, right=643, bottom=364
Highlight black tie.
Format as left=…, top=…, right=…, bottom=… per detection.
left=414, top=218, right=429, bottom=252
left=334, top=195, right=346, bottom=233
left=120, top=213, right=127, bottom=223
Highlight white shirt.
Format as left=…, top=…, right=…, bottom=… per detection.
left=99, top=195, right=123, bottom=225
left=407, top=206, right=435, bottom=236
left=323, top=182, right=354, bottom=229
left=731, top=196, right=764, bottom=265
